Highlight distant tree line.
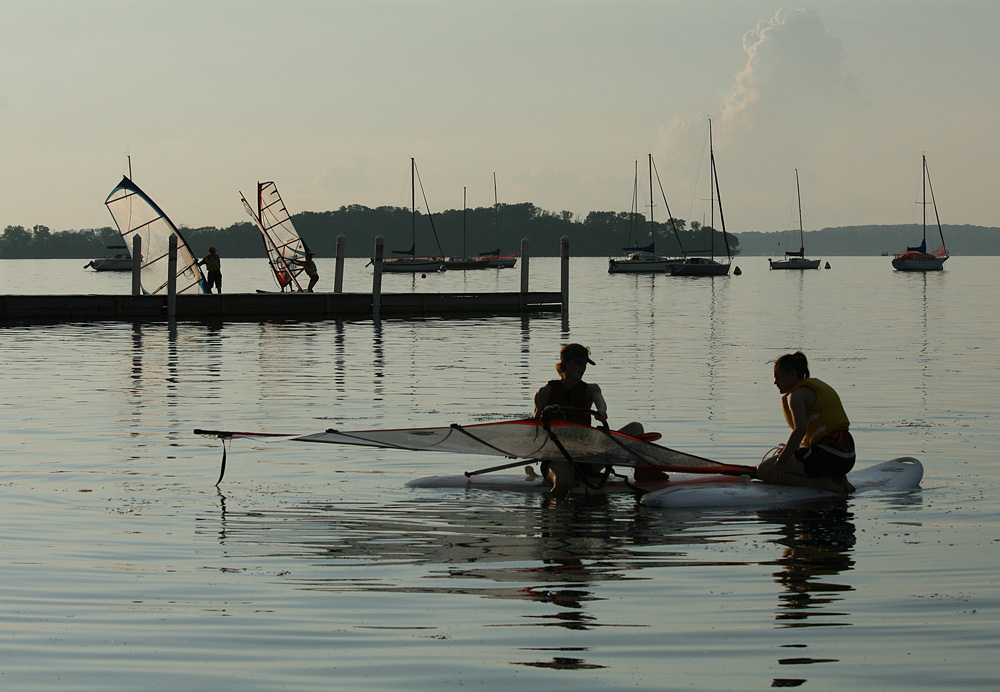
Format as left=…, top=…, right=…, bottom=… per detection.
left=0, top=202, right=739, bottom=259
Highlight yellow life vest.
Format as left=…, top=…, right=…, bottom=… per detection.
left=781, top=377, right=850, bottom=447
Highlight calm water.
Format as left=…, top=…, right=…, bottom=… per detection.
left=1, top=257, right=997, bottom=690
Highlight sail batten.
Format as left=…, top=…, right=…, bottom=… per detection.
left=104, top=176, right=208, bottom=295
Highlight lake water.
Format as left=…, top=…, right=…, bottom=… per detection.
left=1, top=256, right=997, bottom=690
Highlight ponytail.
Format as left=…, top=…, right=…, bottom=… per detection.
left=775, top=351, right=810, bottom=379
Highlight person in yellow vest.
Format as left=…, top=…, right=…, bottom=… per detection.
left=199, top=246, right=222, bottom=294
left=532, top=343, right=645, bottom=496
left=757, top=351, right=856, bottom=494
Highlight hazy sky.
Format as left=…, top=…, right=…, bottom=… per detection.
left=2, top=1, right=997, bottom=236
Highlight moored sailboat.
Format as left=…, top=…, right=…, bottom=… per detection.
left=383, top=158, right=445, bottom=273
left=769, top=169, right=821, bottom=270
left=443, top=187, right=490, bottom=270
left=669, top=120, right=732, bottom=277
left=609, top=156, right=682, bottom=274
left=891, top=155, right=949, bottom=271
left=475, top=173, right=517, bottom=268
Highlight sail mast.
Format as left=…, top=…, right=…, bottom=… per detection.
left=795, top=169, right=805, bottom=254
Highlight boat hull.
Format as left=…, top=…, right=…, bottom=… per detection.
left=382, top=257, right=445, bottom=273
left=443, top=257, right=491, bottom=270
left=891, top=255, right=948, bottom=271
left=669, top=259, right=731, bottom=276
left=769, top=258, right=821, bottom=270
left=85, top=258, right=133, bottom=272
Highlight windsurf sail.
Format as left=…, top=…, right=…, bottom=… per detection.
left=241, top=181, right=310, bottom=291
left=104, top=176, right=208, bottom=294
left=195, top=416, right=756, bottom=484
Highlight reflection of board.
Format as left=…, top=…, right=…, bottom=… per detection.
left=640, top=457, right=923, bottom=509
left=405, top=470, right=738, bottom=495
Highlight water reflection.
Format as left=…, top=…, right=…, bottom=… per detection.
left=761, top=503, right=858, bottom=687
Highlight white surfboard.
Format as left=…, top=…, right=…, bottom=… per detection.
left=640, top=457, right=923, bottom=509
left=404, top=468, right=731, bottom=495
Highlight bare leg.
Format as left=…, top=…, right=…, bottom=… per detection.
left=545, top=459, right=574, bottom=498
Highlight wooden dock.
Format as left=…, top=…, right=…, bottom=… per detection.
left=0, top=291, right=563, bottom=323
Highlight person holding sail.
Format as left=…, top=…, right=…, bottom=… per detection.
left=757, top=351, right=856, bottom=494
left=532, top=343, right=645, bottom=497
left=291, top=252, right=319, bottom=292
left=199, top=246, right=222, bottom=294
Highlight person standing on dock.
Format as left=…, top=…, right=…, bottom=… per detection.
left=757, top=351, right=856, bottom=494
left=199, top=246, right=222, bottom=294
left=533, top=343, right=645, bottom=497
left=291, top=252, right=319, bottom=292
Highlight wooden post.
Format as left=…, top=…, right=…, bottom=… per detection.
left=131, top=235, right=142, bottom=296
left=334, top=234, right=346, bottom=294
left=167, top=235, right=178, bottom=318
left=560, top=235, right=569, bottom=315
left=372, top=236, right=384, bottom=317
left=520, top=238, right=530, bottom=293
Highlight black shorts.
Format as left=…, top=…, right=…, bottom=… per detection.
left=794, top=430, right=856, bottom=478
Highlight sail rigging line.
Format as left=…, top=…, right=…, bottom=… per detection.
left=650, top=155, right=686, bottom=256
left=923, top=155, right=947, bottom=255
left=411, top=159, right=446, bottom=257
left=708, top=120, right=733, bottom=261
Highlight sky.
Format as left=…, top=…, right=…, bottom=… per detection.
left=2, top=0, right=998, bottom=235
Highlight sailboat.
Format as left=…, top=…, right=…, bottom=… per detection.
left=669, top=120, right=732, bottom=277
left=609, top=156, right=682, bottom=274
left=769, top=169, right=821, bottom=270
left=475, top=173, right=517, bottom=268
left=383, top=158, right=445, bottom=273
left=891, top=155, right=949, bottom=271
left=84, top=243, right=133, bottom=271
left=443, top=187, right=490, bottom=270
left=104, top=175, right=208, bottom=294
left=241, top=181, right=311, bottom=291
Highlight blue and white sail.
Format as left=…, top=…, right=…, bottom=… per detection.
left=104, top=176, right=208, bottom=294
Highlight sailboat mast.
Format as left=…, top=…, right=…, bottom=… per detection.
left=648, top=154, right=655, bottom=247
left=795, top=168, right=805, bottom=252
left=922, top=154, right=928, bottom=246
left=708, top=119, right=732, bottom=261
left=463, top=186, right=467, bottom=257
left=411, top=157, right=416, bottom=254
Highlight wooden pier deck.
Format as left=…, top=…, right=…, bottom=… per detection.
left=0, top=291, right=563, bottom=323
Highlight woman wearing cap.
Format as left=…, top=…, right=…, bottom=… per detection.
left=757, top=351, right=856, bottom=494
left=532, top=343, right=644, bottom=496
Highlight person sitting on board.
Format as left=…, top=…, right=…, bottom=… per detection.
left=291, top=252, right=320, bottom=292
left=532, top=343, right=645, bottom=496
left=199, top=246, right=222, bottom=294
left=757, top=351, right=856, bottom=494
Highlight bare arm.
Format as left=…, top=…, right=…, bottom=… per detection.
left=588, top=383, right=609, bottom=424
left=777, top=388, right=814, bottom=465
left=533, top=385, right=551, bottom=418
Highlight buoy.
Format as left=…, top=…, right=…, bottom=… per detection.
left=825, top=262, right=831, bottom=269
left=733, top=266, right=742, bottom=275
